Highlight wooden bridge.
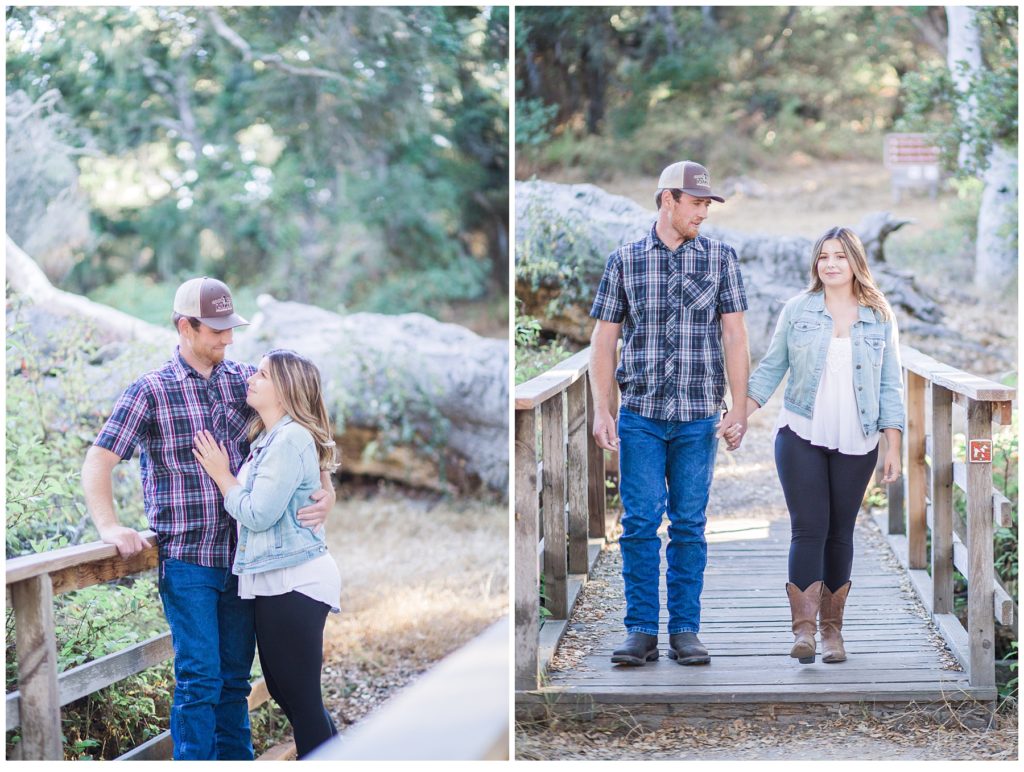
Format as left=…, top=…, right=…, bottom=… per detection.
left=515, top=344, right=1016, bottom=728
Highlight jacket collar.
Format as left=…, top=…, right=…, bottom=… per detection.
left=253, top=414, right=294, bottom=450
left=806, top=291, right=879, bottom=323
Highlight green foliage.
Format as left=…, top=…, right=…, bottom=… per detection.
left=516, top=6, right=951, bottom=178
left=514, top=309, right=572, bottom=385
left=516, top=194, right=606, bottom=315
left=991, top=419, right=1018, bottom=594
left=864, top=484, right=888, bottom=510
left=538, top=573, right=552, bottom=622
left=54, top=579, right=172, bottom=760
left=6, top=6, right=508, bottom=319
left=5, top=293, right=146, bottom=560
left=897, top=7, right=1018, bottom=177
left=999, top=640, right=1018, bottom=703
left=515, top=96, right=558, bottom=149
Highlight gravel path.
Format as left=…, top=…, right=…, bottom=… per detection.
left=516, top=399, right=1019, bottom=761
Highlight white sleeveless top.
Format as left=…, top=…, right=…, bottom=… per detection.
left=773, top=336, right=880, bottom=456
left=234, top=461, right=341, bottom=613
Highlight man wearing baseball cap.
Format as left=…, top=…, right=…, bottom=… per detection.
left=81, top=276, right=336, bottom=759
left=589, top=161, right=750, bottom=667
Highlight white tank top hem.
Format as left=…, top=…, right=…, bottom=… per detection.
left=234, top=462, right=341, bottom=613
left=773, top=336, right=880, bottom=456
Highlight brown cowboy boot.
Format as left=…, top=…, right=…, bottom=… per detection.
left=820, top=581, right=852, bottom=663
left=786, top=581, right=823, bottom=663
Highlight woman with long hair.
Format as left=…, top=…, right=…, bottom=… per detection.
left=193, top=348, right=341, bottom=757
left=730, top=227, right=905, bottom=664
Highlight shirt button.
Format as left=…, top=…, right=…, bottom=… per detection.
left=860, top=409, right=866, bottom=414
left=856, top=365, right=862, bottom=369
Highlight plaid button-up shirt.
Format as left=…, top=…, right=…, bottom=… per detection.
left=590, top=224, right=748, bottom=422
left=93, top=348, right=256, bottom=567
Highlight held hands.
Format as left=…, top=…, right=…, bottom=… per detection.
left=192, top=430, right=232, bottom=479
left=716, top=409, right=747, bottom=451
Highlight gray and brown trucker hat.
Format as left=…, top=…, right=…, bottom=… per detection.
left=657, top=161, right=725, bottom=203
left=173, top=277, right=249, bottom=330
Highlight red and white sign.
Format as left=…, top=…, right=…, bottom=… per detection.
left=969, top=439, right=992, bottom=463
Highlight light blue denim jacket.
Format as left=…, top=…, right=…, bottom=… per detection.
left=747, top=291, right=906, bottom=436
left=224, top=415, right=328, bottom=574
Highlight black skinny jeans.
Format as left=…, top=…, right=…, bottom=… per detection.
left=254, top=591, right=338, bottom=759
left=774, top=425, right=879, bottom=592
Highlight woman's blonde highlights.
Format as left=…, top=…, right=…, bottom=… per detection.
left=248, top=349, right=339, bottom=472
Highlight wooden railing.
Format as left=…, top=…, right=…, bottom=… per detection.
left=307, top=617, right=509, bottom=760
left=6, top=534, right=282, bottom=760
left=875, top=345, right=1016, bottom=694
left=514, top=348, right=615, bottom=691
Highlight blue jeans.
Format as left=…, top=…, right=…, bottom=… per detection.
left=158, top=557, right=256, bottom=760
left=617, top=407, right=719, bottom=636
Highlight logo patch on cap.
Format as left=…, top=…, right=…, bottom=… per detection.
left=693, top=172, right=710, bottom=187
left=211, top=295, right=233, bottom=314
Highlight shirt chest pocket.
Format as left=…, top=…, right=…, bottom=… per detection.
left=679, top=272, right=717, bottom=312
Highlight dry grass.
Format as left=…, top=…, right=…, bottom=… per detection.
left=319, top=485, right=508, bottom=728
left=516, top=709, right=1019, bottom=760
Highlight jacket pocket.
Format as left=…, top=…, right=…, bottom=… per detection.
left=790, top=319, right=821, bottom=349
left=864, top=335, right=885, bottom=366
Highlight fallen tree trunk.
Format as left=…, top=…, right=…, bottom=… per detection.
left=515, top=180, right=944, bottom=358
left=7, top=235, right=508, bottom=494
left=231, top=296, right=509, bottom=493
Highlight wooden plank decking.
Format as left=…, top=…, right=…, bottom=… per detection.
left=518, top=515, right=995, bottom=718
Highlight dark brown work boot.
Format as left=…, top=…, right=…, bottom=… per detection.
left=786, top=581, right=823, bottom=664
left=820, top=581, right=852, bottom=663
left=668, top=632, right=711, bottom=665
left=610, top=632, right=659, bottom=665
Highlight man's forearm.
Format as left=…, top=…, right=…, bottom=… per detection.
left=82, top=455, right=120, bottom=532
left=723, top=332, right=750, bottom=410
left=589, top=344, right=618, bottom=413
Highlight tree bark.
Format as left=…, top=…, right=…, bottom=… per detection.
left=975, top=143, right=1018, bottom=292
left=946, top=6, right=1018, bottom=291
left=946, top=6, right=982, bottom=169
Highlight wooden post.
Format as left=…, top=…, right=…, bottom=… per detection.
left=906, top=371, right=927, bottom=568
left=930, top=385, right=954, bottom=614
left=566, top=379, right=589, bottom=575
left=12, top=575, right=63, bottom=759
left=585, top=376, right=606, bottom=539
left=540, top=395, right=568, bottom=620
left=966, top=399, right=995, bottom=689
left=887, top=371, right=906, bottom=534
left=514, top=408, right=539, bottom=691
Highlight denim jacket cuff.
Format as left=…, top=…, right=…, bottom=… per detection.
left=224, top=484, right=244, bottom=517
left=746, top=388, right=768, bottom=408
